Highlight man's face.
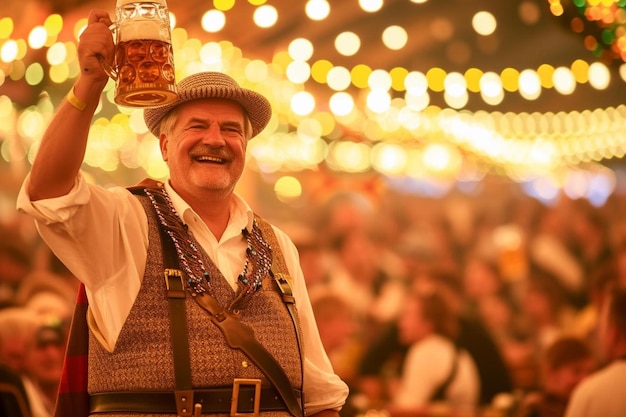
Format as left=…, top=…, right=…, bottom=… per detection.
left=160, top=99, right=248, bottom=200
left=545, top=357, right=595, bottom=398
left=398, top=297, right=432, bottom=345
left=26, top=335, right=65, bottom=386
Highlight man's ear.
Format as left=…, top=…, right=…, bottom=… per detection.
left=159, top=134, right=168, bottom=161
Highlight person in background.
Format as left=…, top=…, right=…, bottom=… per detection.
left=564, top=288, right=626, bottom=417
left=21, top=324, right=66, bottom=417
left=356, top=268, right=512, bottom=409
left=0, top=362, right=31, bottom=417
left=0, top=308, right=39, bottom=376
left=0, top=225, right=33, bottom=309
left=386, top=283, right=480, bottom=417
left=527, top=205, right=584, bottom=308
left=0, top=307, right=60, bottom=417
left=570, top=259, right=619, bottom=362
left=310, top=293, right=360, bottom=389
left=16, top=269, right=76, bottom=327
left=567, top=200, right=614, bottom=308
left=15, top=8, right=348, bottom=417
left=323, top=227, right=405, bottom=341
left=285, top=222, right=333, bottom=298
left=514, top=336, right=595, bottom=417
left=508, top=270, right=579, bottom=390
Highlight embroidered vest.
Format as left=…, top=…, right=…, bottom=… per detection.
left=87, top=190, right=302, bottom=417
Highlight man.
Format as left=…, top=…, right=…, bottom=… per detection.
left=0, top=308, right=63, bottom=417
left=387, top=285, right=480, bottom=417
left=310, top=293, right=359, bottom=385
left=0, top=308, right=38, bottom=417
left=356, top=268, right=512, bottom=408
left=0, top=363, right=31, bottom=417
left=22, top=324, right=66, bottom=417
left=564, top=288, right=626, bottom=417
left=16, top=8, right=348, bottom=417
left=514, top=336, right=595, bottom=417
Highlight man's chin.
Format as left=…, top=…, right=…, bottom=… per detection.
left=192, top=178, right=234, bottom=194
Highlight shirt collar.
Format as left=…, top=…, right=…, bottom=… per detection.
left=163, top=180, right=255, bottom=233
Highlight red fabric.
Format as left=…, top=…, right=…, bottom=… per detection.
left=54, top=284, right=89, bottom=417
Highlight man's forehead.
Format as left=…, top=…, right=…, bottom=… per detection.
left=177, top=98, right=246, bottom=119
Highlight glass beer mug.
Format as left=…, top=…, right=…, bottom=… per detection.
left=100, top=0, right=178, bottom=107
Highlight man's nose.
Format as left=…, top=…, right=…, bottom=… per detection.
left=202, top=123, right=226, bottom=145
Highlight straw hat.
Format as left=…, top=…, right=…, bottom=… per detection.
left=144, top=72, right=272, bottom=139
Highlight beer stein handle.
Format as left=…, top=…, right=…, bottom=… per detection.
left=97, top=54, right=118, bottom=80
left=97, top=23, right=118, bottom=80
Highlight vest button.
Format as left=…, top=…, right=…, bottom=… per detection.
left=242, top=361, right=249, bottom=368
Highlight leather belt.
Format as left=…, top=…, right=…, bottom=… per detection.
left=89, top=385, right=301, bottom=415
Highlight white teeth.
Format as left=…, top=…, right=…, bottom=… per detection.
left=196, top=156, right=222, bottom=162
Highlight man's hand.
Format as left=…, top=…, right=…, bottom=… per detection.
left=77, top=9, right=115, bottom=84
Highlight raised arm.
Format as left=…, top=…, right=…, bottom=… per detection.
left=28, top=10, right=114, bottom=200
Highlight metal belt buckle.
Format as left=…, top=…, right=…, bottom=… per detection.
left=164, top=268, right=185, bottom=298
left=231, top=378, right=261, bottom=417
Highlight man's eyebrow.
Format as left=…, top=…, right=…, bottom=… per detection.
left=184, top=117, right=243, bottom=128
left=185, top=117, right=208, bottom=125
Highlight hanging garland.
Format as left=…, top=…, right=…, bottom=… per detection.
left=548, top=0, right=626, bottom=62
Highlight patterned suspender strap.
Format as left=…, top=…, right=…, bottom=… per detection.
left=253, top=216, right=305, bottom=409
left=129, top=181, right=196, bottom=417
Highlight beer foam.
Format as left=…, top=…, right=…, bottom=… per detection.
left=117, top=0, right=167, bottom=6
left=118, top=20, right=169, bottom=41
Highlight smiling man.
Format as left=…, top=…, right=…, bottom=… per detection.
left=16, top=8, right=348, bottom=417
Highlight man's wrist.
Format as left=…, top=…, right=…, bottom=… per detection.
left=66, top=86, right=87, bottom=111
left=70, top=76, right=108, bottom=110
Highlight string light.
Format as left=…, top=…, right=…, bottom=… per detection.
left=0, top=3, right=624, bottom=204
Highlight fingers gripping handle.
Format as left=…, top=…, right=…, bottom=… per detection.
left=97, top=22, right=118, bottom=80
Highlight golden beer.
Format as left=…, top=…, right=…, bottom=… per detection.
left=100, top=0, right=178, bottom=107
left=114, top=39, right=176, bottom=106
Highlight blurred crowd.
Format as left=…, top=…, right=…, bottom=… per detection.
left=2, top=181, right=626, bottom=417
left=0, top=221, right=79, bottom=417
left=287, top=184, right=626, bottom=417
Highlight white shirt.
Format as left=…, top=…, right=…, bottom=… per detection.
left=564, top=361, right=626, bottom=417
left=16, top=173, right=348, bottom=415
left=393, top=334, right=480, bottom=412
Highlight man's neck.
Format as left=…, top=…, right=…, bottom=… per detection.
left=189, top=196, right=232, bottom=241
left=167, top=181, right=233, bottom=240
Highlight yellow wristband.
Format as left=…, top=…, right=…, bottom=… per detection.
left=66, top=87, right=87, bottom=111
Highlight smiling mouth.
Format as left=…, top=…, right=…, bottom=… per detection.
left=193, top=155, right=226, bottom=164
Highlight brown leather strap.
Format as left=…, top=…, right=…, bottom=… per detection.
left=89, top=386, right=302, bottom=414
left=192, top=293, right=303, bottom=417
left=133, top=183, right=194, bottom=417
left=164, top=269, right=194, bottom=416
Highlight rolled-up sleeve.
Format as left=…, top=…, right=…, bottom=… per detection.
left=17, top=174, right=91, bottom=225
left=16, top=173, right=148, bottom=290
left=16, top=172, right=149, bottom=350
